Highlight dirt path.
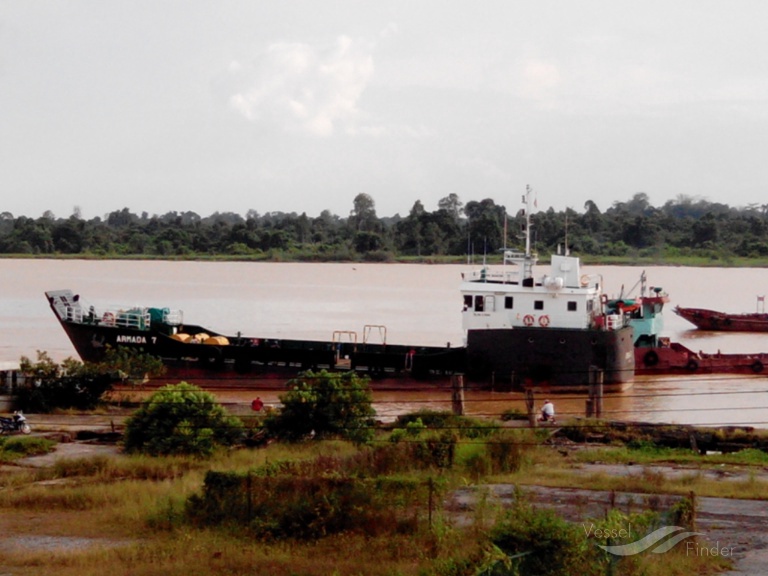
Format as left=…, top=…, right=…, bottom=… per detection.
left=14, top=441, right=122, bottom=468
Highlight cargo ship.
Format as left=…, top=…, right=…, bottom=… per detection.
left=45, top=189, right=636, bottom=390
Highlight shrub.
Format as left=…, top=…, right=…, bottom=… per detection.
left=395, top=410, right=498, bottom=439
left=413, top=431, right=457, bottom=469
left=16, top=348, right=165, bottom=412
left=187, top=469, right=426, bottom=539
left=16, top=351, right=113, bottom=412
left=264, top=370, right=376, bottom=444
left=490, top=500, right=589, bottom=576
left=486, top=429, right=526, bottom=473
left=123, top=382, right=242, bottom=457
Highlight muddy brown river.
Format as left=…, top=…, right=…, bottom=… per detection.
left=2, top=259, right=768, bottom=427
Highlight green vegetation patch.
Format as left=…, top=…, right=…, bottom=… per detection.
left=0, top=435, right=55, bottom=462
left=187, top=470, right=426, bottom=539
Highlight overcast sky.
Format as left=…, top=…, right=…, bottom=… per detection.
left=2, top=1, right=768, bottom=220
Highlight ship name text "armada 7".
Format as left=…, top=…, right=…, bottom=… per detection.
left=116, top=335, right=151, bottom=345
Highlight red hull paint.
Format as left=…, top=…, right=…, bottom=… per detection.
left=636, top=341, right=768, bottom=376
left=674, top=306, right=768, bottom=332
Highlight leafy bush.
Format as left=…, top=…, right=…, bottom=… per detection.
left=395, top=409, right=498, bottom=439
left=123, top=382, right=243, bottom=457
left=264, top=370, right=376, bottom=444
left=16, top=348, right=165, bottom=412
left=97, top=346, right=166, bottom=385
left=413, top=431, right=457, bottom=469
left=16, top=351, right=114, bottom=412
left=490, top=499, right=589, bottom=576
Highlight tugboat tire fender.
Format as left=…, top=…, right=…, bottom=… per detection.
left=643, top=350, right=659, bottom=367
left=752, top=360, right=764, bottom=373
left=686, top=359, right=699, bottom=371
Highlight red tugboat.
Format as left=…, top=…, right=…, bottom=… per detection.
left=621, top=284, right=768, bottom=375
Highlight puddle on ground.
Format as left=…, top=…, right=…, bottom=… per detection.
left=2, top=535, right=133, bottom=553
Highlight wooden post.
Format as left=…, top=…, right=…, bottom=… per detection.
left=247, top=472, right=253, bottom=522
left=451, top=374, right=465, bottom=416
left=525, top=389, right=537, bottom=428
left=428, top=477, right=434, bottom=530
left=689, top=432, right=699, bottom=454
left=587, top=366, right=604, bottom=419
left=689, top=490, right=697, bottom=531
left=595, top=368, right=604, bottom=419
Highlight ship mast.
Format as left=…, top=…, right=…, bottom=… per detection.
left=519, top=185, right=538, bottom=280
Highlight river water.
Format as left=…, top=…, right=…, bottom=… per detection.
left=1, top=259, right=767, bottom=427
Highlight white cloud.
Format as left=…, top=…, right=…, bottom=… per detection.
left=229, top=35, right=374, bottom=137
left=505, top=57, right=563, bottom=111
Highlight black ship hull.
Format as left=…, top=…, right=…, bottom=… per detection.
left=55, top=317, right=465, bottom=382
left=465, top=326, right=635, bottom=390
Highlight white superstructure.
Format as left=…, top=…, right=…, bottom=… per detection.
left=460, top=188, right=623, bottom=338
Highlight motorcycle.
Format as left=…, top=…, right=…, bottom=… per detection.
left=0, top=411, right=31, bottom=435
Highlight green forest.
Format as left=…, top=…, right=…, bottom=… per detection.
left=2, top=192, right=768, bottom=265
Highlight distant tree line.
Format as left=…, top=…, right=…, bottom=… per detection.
left=2, top=192, right=768, bottom=261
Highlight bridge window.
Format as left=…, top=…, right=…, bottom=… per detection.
left=474, top=295, right=484, bottom=312
left=568, top=301, right=577, bottom=312
left=505, top=296, right=514, bottom=309
left=534, top=300, right=544, bottom=310
left=463, top=295, right=472, bottom=310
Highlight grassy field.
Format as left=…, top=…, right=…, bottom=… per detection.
left=1, top=420, right=758, bottom=575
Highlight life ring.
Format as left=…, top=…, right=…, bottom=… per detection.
left=643, top=350, right=659, bottom=367
left=523, top=314, right=535, bottom=327
left=538, top=315, right=550, bottom=327
left=752, top=360, right=764, bottom=373
left=580, top=274, right=590, bottom=287
left=686, top=359, right=699, bottom=372
left=102, top=312, right=115, bottom=326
